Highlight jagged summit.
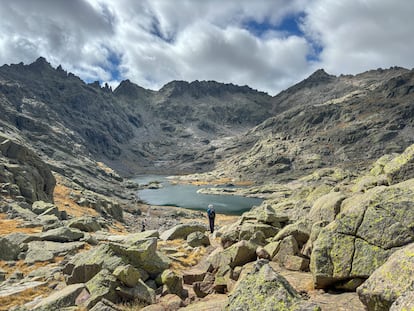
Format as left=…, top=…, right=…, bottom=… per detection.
left=159, top=79, right=263, bottom=98
left=113, top=79, right=153, bottom=98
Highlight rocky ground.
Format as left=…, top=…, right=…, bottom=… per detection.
left=1, top=132, right=414, bottom=310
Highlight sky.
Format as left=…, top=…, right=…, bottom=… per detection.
left=0, top=0, right=413, bottom=95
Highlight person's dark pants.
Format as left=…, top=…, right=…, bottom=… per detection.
left=209, top=217, right=215, bottom=233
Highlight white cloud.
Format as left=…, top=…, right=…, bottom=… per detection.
left=0, top=0, right=413, bottom=95
left=303, top=0, right=414, bottom=74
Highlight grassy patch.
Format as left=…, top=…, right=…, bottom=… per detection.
left=53, top=176, right=99, bottom=218
left=0, top=284, right=53, bottom=311
left=158, top=239, right=206, bottom=272
left=0, top=215, right=42, bottom=235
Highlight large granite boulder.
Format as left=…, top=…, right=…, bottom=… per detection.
left=113, top=264, right=143, bottom=288
left=39, top=227, right=84, bottom=242
left=306, top=192, right=346, bottom=224
left=226, top=262, right=320, bottom=311
left=68, top=216, right=102, bottom=232
left=0, top=235, right=21, bottom=260
left=64, top=243, right=124, bottom=284
left=85, top=269, right=120, bottom=309
left=64, top=238, right=170, bottom=284
left=0, top=135, right=55, bottom=203
left=161, top=269, right=185, bottom=298
left=311, top=180, right=414, bottom=289
left=381, top=144, right=414, bottom=184
left=25, top=241, right=85, bottom=264
left=357, top=243, right=414, bottom=311
left=31, top=283, right=86, bottom=311
left=186, top=231, right=210, bottom=247
left=116, top=280, right=156, bottom=305
left=220, top=219, right=280, bottom=248
left=160, top=223, right=208, bottom=240
left=208, top=240, right=257, bottom=269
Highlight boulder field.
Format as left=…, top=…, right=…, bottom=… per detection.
left=1, top=142, right=414, bottom=310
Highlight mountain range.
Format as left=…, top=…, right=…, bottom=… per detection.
left=0, top=57, right=413, bottom=189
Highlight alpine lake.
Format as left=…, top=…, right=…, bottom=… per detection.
left=135, top=175, right=263, bottom=215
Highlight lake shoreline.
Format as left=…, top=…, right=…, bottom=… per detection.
left=134, top=174, right=263, bottom=216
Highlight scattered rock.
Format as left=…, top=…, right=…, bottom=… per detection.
left=31, top=283, right=86, bottom=311
left=187, top=231, right=210, bottom=247
left=160, top=223, right=208, bottom=240
left=68, top=216, right=102, bottom=232
left=226, top=263, right=320, bottom=310
left=161, top=269, right=185, bottom=298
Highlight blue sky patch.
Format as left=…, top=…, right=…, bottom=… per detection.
left=107, top=51, right=122, bottom=81
left=243, top=12, right=305, bottom=38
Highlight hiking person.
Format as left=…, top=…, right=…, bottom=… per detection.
left=207, top=204, right=216, bottom=233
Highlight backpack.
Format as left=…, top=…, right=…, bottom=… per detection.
left=207, top=208, right=215, bottom=218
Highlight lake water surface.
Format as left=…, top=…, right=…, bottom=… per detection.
left=135, top=175, right=262, bottom=215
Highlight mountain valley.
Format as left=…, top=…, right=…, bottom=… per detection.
left=0, top=58, right=414, bottom=311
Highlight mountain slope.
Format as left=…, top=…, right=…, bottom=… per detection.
left=208, top=67, right=414, bottom=182
left=0, top=57, right=274, bottom=178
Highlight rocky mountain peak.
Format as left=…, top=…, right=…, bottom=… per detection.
left=159, top=79, right=262, bottom=99
left=306, top=68, right=335, bottom=81
left=27, top=56, right=54, bottom=72
left=113, top=79, right=152, bottom=98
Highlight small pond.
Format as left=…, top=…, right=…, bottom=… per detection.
left=135, top=175, right=263, bottom=215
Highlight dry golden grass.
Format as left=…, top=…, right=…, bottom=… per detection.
left=0, top=257, right=65, bottom=279
left=107, top=221, right=128, bottom=235
left=97, top=161, right=116, bottom=175
left=53, top=176, right=99, bottom=218
left=0, top=284, right=53, bottom=311
left=0, top=216, right=42, bottom=235
left=158, top=239, right=207, bottom=272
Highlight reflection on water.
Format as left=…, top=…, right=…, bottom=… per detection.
left=135, top=175, right=262, bottom=215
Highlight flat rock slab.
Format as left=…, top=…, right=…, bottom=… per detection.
left=0, top=281, right=46, bottom=298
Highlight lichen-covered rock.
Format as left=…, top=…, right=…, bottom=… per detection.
left=208, top=240, right=257, bottom=269
left=226, top=263, right=320, bottom=311
left=263, top=241, right=281, bottom=259
left=220, top=220, right=280, bottom=248
left=113, top=264, right=142, bottom=288
left=273, top=235, right=299, bottom=264
left=274, top=220, right=311, bottom=248
left=31, top=283, right=86, bottom=311
left=241, top=204, right=287, bottom=226
left=306, top=192, right=346, bottom=223
left=390, top=290, right=414, bottom=311
left=64, top=244, right=124, bottom=284
left=32, top=201, right=57, bottom=215
left=382, top=144, right=414, bottom=184
left=186, top=231, right=210, bottom=247
left=85, top=269, right=120, bottom=309
left=39, top=227, right=84, bottom=242
left=116, top=280, right=156, bottom=305
left=68, top=216, right=102, bottom=232
left=25, top=241, right=85, bottom=264
left=0, top=236, right=21, bottom=260
left=311, top=180, right=414, bottom=289
left=357, top=243, right=414, bottom=311
left=161, top=269, right=185, bottom=298
left=160, top=223, right=208, bottom=240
